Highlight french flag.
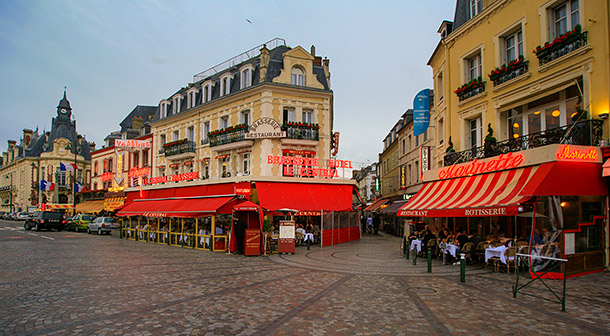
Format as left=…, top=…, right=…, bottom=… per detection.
left=75, top=182, right=86, bottom=192
left=40, top=180, right=55, bottom=191
left=60, top=163, right=77, bottom=171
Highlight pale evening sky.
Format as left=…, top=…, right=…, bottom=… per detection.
left=0, top=0, right=455, bottom=169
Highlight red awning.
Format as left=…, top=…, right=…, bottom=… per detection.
left=398, top=161, right=607, bottom=217
left=234, top=200, right=262, bottom=212
left=363, top=198, right=390, bottom=212
left=398, top=166, right=540, bottom=217
left=117, top=195, right=236, bottom=218
left=255, top=182, right=354, bottom=213
left=603, top=159, right=610, bottom=177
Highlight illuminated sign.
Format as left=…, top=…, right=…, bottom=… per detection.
left=556, top=145, right=598, bottom=161
left=267, top=155, right=352, bottom=178
left=283, top=149, right=316, bottom=156
left=400, top=165, right=407, bottom=189
left=438, top=152, right=523, bottom=180
left=419, top=146, right=431, bottom=179
left=244, top=117, right=286, bottom=139
left=397, top=210, right=429, bottom=217
left=143, top=171, right=199, bottom=185
left=108, top=186, right=125, bottom=192
left=332, top=132, right=340, bottom=156
left=100, top=172, right=113, bottom=182
left=235, top=188, right=251, bottom=196
left=128, top=167, right=150, bottom=178
left=115, top=139, right=151, bottom=148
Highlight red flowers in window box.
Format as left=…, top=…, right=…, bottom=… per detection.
left=454, top=77, right=484, bottom=97
left=533, top=24, right=582, bottom=57
left=488, top=55, right=525, bottom=81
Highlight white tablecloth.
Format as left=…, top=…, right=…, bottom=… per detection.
left=444, top=243, right=459, bottom=258
left=410, top=240, right=422, bottom=253
left=485, top=246, right=514, bottom=264
left=303, top=233, right=314, bottom=242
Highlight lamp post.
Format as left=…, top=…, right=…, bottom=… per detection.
left=5, top=173, right=13, bottom=213
left=65, top=141, right=79, bottom=216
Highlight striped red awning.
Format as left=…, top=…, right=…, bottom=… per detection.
left=117, top=196, right=236, bottom=218
left=397, top=166, right=540, bottom=217
left=363, top=198, right=390, bottom=212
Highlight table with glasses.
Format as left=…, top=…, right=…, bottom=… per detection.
left=410, top=239, right=422, bottom=253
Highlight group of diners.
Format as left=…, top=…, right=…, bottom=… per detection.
left=125, top=217, right=223, bottom=249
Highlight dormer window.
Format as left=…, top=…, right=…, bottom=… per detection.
left=467, top=0, right=482, bottom=19
left=220, top=74, right=234, bottom=96
left=186, top=88, right=198, bottom=109
left=291, top=66, right=305, bottom=86
left=202, top=81, right=213, bottom=103
left=172, top=95, right=183, bottom=114
left=240, top=64, right=255, bottom=89
left=160, top=100, right=169, bottom=118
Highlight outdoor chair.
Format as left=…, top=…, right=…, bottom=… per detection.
left=495, top=246, right=518, bottom=274
left=461, top=242, right=475, bottom=264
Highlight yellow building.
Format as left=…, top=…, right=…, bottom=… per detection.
left=418, top=0, right=610, bottom=276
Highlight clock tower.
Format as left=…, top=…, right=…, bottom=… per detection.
left=56, top=88, right=72, bottom=122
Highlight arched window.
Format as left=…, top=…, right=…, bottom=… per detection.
left=291, top=66, right=305, bottom=86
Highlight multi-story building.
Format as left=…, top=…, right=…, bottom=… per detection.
left=85, top=105, right=156, bottom=214
left=117, top=39, right=360, bottom=250
left=401, top=0, right=610, bottom=276
left=352, top=163, right=377, bottom=204
left=0, top=91, right=93, bottom=213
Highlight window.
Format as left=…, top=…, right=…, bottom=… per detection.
left=465, top=53, right=482, bottom=82
left=302, top=109, right=314, bottom=124
left=219, top=156, right=230, bottom=177
left=41, top=166, right=46, bottom=180
left=552, top=0, right=579, bottom=39
left=469, top=117, right=482, bottom=149
left=240, top=66, right=253, bottom=89
left=423, top=129, right=428, bottom=142
left=143, top=149, right=149, bottom=167
left=467, top=0, right=482, bottom=19
left=241, top=153, right=251, bottom=175
left=159, top=167, right=166, bottom=178
left=202, top=121, right=210, bottom=145
left=415, top=134, right=419, bottom=147
left=220, top=116, right=229, bottom=129
left=202, top=83, right=213, bottom=103
left=283, top=108, right=296, bottom=123
left=438, top=118, right=445, bottom=145
left=56, top=168, right=67, bottom=187
left=220, top=75, right=233, bottom=96
left=240, top=110, right=250, bottom=126
left=172, top=96, right=182, bottom=114
left=160, top=101, right=169, bottom=118
left=402, top=139, right=406, bottom=155
left=160, top=134, right=166, bottom=146
left=200, top=159, right=210, bottom=179
left=186, top=89, right=197, bottom=109
left=187, top=126, right=195, bottom=141
left=172, top=130, right=179, bottom=141
left=504, top=30, right=523, bottom=63
left=436, top=72, right=444, bottom=101
left=133, top=152, right=140, bottom=168
left=291, top=66, right=305, bottom=86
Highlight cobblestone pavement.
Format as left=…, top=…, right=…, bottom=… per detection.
left=1, top=221, right=609, bottom=335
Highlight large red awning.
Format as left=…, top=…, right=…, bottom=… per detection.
left=398, top=161, right=607, bottom=217
left=117, top=195, right=236, bottom=218
left=255, top=182, right=354, bottom=214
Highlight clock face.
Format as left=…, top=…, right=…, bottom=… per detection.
left=60, top=108, right=67, bottom=114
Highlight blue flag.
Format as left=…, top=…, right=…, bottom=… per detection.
left=413, top=89, right=431, bottom=136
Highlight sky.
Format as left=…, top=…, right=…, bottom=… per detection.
left=0, top=0, right=456, bottom=170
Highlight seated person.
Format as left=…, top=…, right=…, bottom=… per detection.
left=421, top=225, right=436, bottom=252
left=407, top=231, right=418, bottom=242
left=455, top=229, right=469, bottom=250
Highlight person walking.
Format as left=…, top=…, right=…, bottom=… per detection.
left=373, top=214, right=380, bottom=235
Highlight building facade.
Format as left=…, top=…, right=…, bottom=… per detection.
left=407, top=0, right=610, bottom=276
left=0, top=92, right=92, bottom=213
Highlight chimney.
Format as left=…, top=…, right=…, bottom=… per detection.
left=259, top=44, right=270, bottom=83
left=23, top=129, right=33, bottom=146
left=310, top=45, right=316, bottom=57
left=132, top=116, right=144, bottom=130
left=89, top=142, right=96, bottom=152
left=323, top=57, right=331, bottom=86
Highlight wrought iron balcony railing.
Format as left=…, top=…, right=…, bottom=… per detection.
left=491, top=61, right=528, bottom=86
left=209, top=128, right=249, bottom=147
left=282, top=125, right=319, bottom=141
left=537, top=31, right=588, bottom=67
left=456, top=82, right=486, bottom=102
left=444, top=119, right=603, bottom=166
left=163, top=140, right=195, bottom=157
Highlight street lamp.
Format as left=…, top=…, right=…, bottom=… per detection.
left=65, top=141, right=79, bottom=216
left=5, top=173, right=13, bottom=213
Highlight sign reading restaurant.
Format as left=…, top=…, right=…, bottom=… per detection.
left=245, top=117, right=286, bottom=139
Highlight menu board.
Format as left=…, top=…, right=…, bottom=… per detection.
left=564, top=233, right=575, bottom=255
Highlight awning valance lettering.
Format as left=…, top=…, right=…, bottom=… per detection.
left=117, top=195, right=237, bottom=218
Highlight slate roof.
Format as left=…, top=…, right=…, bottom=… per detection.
left=153, top=44, right=330, bottom=122
left=119, top=105, right=157, bottom=132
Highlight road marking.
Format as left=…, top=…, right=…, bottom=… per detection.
left=5, top=236, right=25, bottom=239
left=61, top=235, right=76, bottom=238
left=40, top=235, right=55, bottom=240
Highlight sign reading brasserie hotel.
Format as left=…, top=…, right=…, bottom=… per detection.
left=245, top=117, right=286, bottom=139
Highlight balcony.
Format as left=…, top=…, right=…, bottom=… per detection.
left=444, top=119, right=603, bottom=166
left=489, top=59, right=528, bottom=87
left=454, top=78, right=485, bottom=102
left=209, top=126, right=253, bottom=151
left=280, top=123, right=319, bottom=146
left=163, top=139, right=196, bottom=160
left=536, top=27, right=588, bottom=67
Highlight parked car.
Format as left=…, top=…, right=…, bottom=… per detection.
left=67, top=214, right=95, bottom=232
left=88, top=216, right=118, bottom=235
left=8, top=212, right=18, bottom=220
left=24, top=211, right=65, bottom=231
left=16, top=212, right=30, bottom=220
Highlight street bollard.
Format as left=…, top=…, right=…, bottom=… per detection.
left=403, top=237, right=407, bottom=256
left=406, top=244, right=410, bottom=259
left=427, top=248, right=432, bottom=273
left=460, top=253, right=466, bottom=283
left=413, top=249, right=417, bottom=265
left=306, top=238, right=310, bottom=250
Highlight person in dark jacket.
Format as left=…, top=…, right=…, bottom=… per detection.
left=372, top=214, right=380, bottom=235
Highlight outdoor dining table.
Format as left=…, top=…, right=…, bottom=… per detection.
left=410, top=239, right=422, bottom=253
left=303, top=232, right=314, bottom=242
left=444, top=243, right=459, bottom=258
left=485, top=245, right=511, bottom=264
